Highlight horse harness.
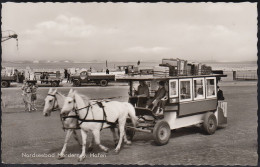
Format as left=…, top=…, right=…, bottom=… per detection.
left=73, top=101, right=117, bottom=130
left=61, top=100, right=117, bottom=130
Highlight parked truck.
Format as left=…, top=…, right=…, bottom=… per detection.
left=26, top=72, right=62, bottom=87
left=1, top=75, right=16, bottom=88
left=70, top=71, right=115, bottom=87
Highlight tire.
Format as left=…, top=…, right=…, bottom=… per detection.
left=203, top=112, right=217, bottom=135
left=100, top=80, right=108, bottom=87
left=51, top=81, right=58, bottom=87
left=1, top=81, right=9, bottom=88
left=73, top=80, right=81, bottom=87
left=153, top=120, right=171, bottom=145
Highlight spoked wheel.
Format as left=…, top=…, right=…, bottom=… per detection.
left=153, top=120, right=171, bottom=146
left=203, top=112, right=217, bottom=135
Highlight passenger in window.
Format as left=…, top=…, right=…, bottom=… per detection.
left=181, top=86, right=186, bottom=94
left=196, top=87, right=204, bottom=98
left=146, top=81, right=166, bottom=112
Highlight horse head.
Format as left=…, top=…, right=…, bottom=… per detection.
left=43, top=88, right=58, bottom=117
left=61, top=89, right=76, bottom=116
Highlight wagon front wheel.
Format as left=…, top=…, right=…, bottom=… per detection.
left=203, top=112, right=217, bottom=135
left=153, top=120, right=171, bottom=145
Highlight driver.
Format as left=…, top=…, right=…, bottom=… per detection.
left=146, top=81, right=166, bottom=112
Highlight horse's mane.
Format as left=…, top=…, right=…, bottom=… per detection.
left=74, top=92, right=91, bottom=103
left=56, top=91, right=66, bottom=97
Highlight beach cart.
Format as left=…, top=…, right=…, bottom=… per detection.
left=117, top=72, right=227, bottom=145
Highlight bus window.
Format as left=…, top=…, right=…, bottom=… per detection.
left=206, top=77, right=216, bottom=98
left=179, top=79, right=192, bottom=101
left=193, top=78, right=205, bottom=100
left=169, top=80, right=178, bottom=98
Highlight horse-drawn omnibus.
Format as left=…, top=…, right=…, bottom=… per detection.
left=116, top=73, right=227, bottom=145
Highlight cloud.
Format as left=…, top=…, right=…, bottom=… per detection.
left=126, top=46, right=171, bottom=54
left=34, top=15, right=96, bottom=38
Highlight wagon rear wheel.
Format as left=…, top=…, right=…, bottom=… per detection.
left=153, top=120, right=171, bottom=145
left=1, top=81, right=9, bottom=88
left=203, top=112, right=217, bottom=135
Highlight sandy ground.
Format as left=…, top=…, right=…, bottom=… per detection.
left=1, top=80, right=258, bottom=165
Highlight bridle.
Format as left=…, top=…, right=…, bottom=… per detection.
left=47, top=94, right=59, bottom=112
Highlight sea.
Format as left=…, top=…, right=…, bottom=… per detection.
left=2, top=61, right=257, bottom=72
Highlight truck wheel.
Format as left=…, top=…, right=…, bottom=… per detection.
left=1, top=81, right=9, bottom=88
left=73, top=80, right=81, bottom=87
left=51, top=82, right=58, bottom=87
left=203, top=112, right=217, bottom=135
left=153, top=120, right=171, bottom=145
left=100, top=80, right=108, bottom=87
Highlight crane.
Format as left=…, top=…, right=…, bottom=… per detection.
left=1, top=30, right=19, bottom=50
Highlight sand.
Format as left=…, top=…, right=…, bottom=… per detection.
left=1, top=80, right=258, bottom=165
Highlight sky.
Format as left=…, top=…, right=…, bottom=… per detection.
left=1, top=2, right=257, bottom=62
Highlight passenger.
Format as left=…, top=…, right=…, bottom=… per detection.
left=135, top=81, right=150, bottom=98
left=129, top=81, right=149, bottom=107
left=196, top=87, right=204, bottom=98
left=146, top=81, right=166, bottom=113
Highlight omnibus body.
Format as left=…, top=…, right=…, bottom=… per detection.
left=117, top=74, right=227, bottom=145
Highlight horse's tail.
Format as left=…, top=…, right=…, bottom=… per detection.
left=125, top=102, right=138, bottom=127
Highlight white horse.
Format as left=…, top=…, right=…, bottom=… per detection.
left=43, top=88, right=81, bottom=159
left=61, top=90, right=137, bottom=162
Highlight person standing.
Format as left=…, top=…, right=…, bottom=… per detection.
left=64, top=69, right=68, bottom=78
left=217, top=86, right=225, bottom=100
left=21, top=81, right=32, bottom=112
left=31, top=84, right=38, bottom=111
left=67, top=70, right=71, bottom=83
left=106, top=69, right=110, bottom=74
